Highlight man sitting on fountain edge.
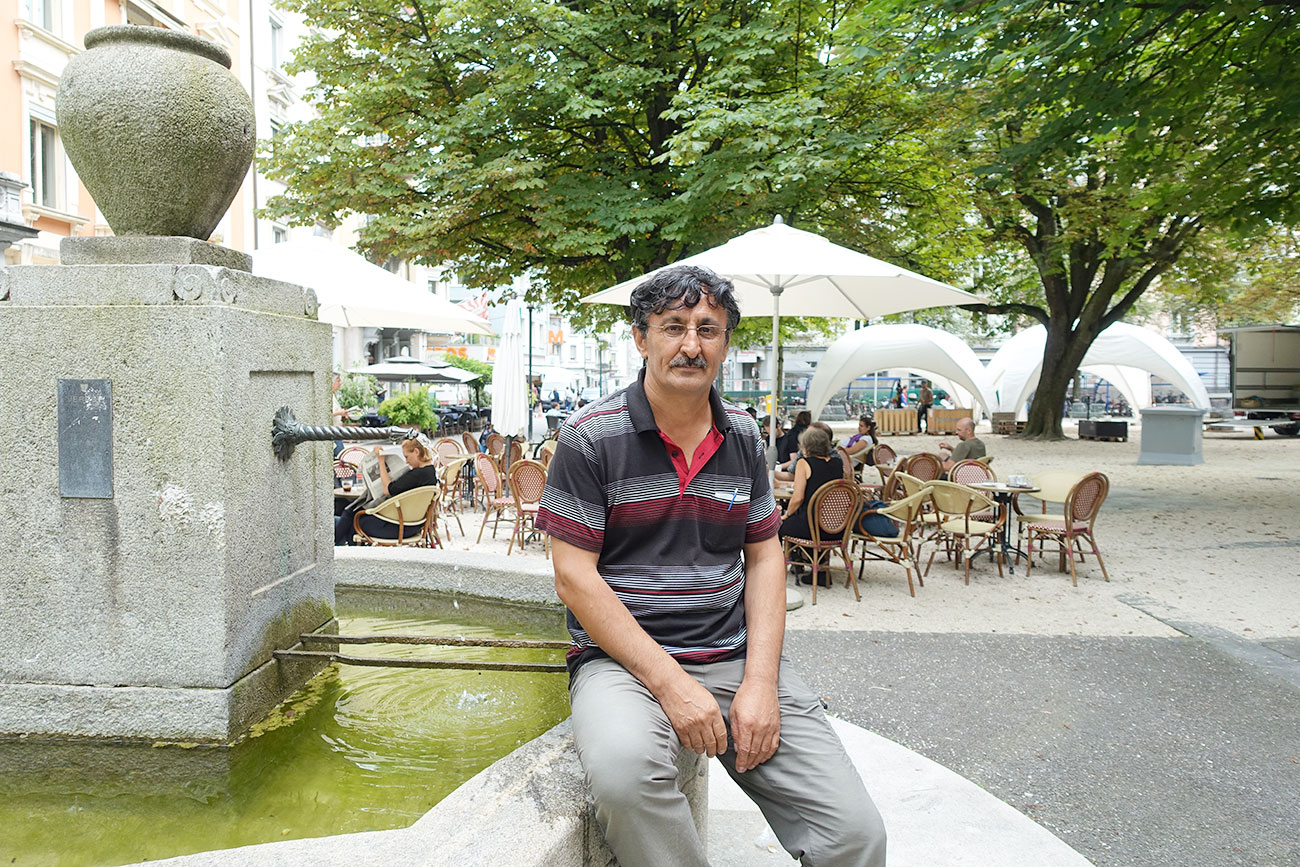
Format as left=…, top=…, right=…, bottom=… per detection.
left=535, top=265, right=886, bottom=867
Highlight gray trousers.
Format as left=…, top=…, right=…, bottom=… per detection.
left=570, top=656, right=886, bottom=867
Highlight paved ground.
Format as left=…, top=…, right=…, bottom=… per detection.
left=784, top=631, right=1300, bottom=867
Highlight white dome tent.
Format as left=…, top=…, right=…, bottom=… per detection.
left=986, top=323, right=1211, bottom=418
left=805, top=324, right=998, bottom=420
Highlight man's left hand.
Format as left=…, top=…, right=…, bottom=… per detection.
left=730, top=678, right=780, bottom=773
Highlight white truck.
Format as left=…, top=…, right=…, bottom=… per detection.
left=1215, top=325, right=1300, bottom=437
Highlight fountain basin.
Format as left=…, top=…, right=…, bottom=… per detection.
left=136, top=548, right=708, bottom=867
left=0, top=582, right=574, bottom=866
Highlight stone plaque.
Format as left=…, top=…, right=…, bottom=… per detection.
left=57, top=378, right=114, bottom=498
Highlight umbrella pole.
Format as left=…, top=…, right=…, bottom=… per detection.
left=769, top=284, right=783, bottom=453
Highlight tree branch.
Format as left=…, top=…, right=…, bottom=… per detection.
left=959, top=302, right=1050, bottom=326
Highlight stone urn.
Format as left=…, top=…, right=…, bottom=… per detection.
left=56, top=25, right=255, bottom=240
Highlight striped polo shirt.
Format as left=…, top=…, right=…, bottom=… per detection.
left=536, top=369, right=781, bottom=674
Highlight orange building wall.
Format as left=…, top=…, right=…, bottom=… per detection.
left=0, top=4, right=22, bottom=175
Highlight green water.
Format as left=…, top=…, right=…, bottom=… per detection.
left=0, top=590, right=570, bottom=866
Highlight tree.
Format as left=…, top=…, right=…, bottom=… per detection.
left=262, top=0, right=974, bottom=333
left=440, top=352, right=493, bottom=405
left=859, top=0, right=1300, bottom=437
left=338, top=372, right=380, bottom=411
left=439, top=353, right=493, bottom=384
left=1150, top=224, right=1300, bottom=330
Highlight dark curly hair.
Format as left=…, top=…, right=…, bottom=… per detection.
left=628, top=265, right=741, bottom=335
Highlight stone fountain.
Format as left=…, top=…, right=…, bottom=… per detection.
left=0, top=27, right=710, bottom=867
left=0, top=25, right=334, bottom=743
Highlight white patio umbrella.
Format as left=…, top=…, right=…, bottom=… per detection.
left=581, top=216, right=986, bottom=447
left=490, top=301, right=529, bottom=440
left=253, top=236, right=494, bottom=336
left=355, top=359, right=479, bottom=385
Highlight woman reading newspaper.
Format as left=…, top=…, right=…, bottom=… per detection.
left=333, top=438, right=439, bottom=545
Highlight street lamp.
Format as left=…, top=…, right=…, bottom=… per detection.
left=597, top=338, right=605, bottom=397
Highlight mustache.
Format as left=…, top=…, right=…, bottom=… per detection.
left=670, top=355, right=708, bottom=369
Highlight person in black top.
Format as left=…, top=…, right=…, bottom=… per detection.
left=334, top=437, right=441, bottom=544
left=779, top=426, right=849, bottom=586
left=776, top=410, right=811, bottom=469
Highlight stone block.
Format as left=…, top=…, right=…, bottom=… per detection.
left=1137, top=406, right=1206, bottom=466
left=60, top=236, right=253, bottom=272
left=0, top=263, right=335, bottom=742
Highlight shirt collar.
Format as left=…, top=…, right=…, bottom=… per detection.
left=627, top=367, right=732, bottom=435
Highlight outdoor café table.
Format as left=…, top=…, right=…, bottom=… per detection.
left=967, top=481, right=1039, bottom=575
left=333, top=482, right=364, bottom=517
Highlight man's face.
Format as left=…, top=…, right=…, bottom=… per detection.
left=957, top=420, right=973, bottom=440
left=633, top=296, right=729, bottom=398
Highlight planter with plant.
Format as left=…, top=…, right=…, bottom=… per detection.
left=377, top=386, right=437, bottom=433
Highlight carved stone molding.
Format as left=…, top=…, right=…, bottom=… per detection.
left=174, top=265, right=215, bottom=301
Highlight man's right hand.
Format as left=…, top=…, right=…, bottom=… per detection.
left=659, top=670, right=729, bottom=757
left=553, top=538, right=729, bottom=756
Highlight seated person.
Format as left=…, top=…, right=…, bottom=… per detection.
left=779, top=426, right=851, bottom=586
left=334, top=438, right=440, bottom=545
left=776, top=421, right=847, bottom=482
left=775, top=410, right=811, bottom=470
left=841, top=415, right=880, bottom=466
left=939, top=417, right=986, bottom=474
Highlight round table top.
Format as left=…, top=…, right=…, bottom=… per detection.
left=967, top=481, right=1040, bottom=493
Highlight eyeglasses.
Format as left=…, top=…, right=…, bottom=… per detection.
left=646, top=323, right=729, bottom=343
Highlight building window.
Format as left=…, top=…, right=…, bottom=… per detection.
left=569, top=345, right=577, bottom=362
left=22, top=0, right=54, bottom=30
left=272, top=226, right=288, bottom=244
left=269, top=18, right=284, bottom=70
left=29, top=119, right=59, bottom=209
left=124, top=1, right=163, bottom=27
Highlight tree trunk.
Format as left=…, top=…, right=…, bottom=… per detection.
left=1022, top=325, right=1076, bottom=439
left=1024, top=359, right=1071, bottom=439
left=1023, top=318, right=1100, bottom=439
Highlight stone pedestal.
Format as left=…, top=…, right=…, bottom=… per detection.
left=1137, top=406, right=1207, bottom=466
left=0, top=242, right=334, bottom=742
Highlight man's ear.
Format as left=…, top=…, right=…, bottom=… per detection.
left=632, top=327, right=648, bottom=359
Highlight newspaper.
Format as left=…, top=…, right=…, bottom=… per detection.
left=356, top=445, right=410, bottom=503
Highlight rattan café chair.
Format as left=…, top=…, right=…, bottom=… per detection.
left=782, top=479, right=863, bottom=605
left=902, top=452, right=943, bottom=483
left=1025, top=471, right=1111, bottom=586
left=474, top=452, right=516, bottom=542
left=850, top=489, right=928, bottom=597
left=922, top=480, right=1004, bottom=584
left=506, top=459, right=549, bottom=557
left=949, top=459, right=998, bottom=523
left=352, top=485, right=442, bottom=548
